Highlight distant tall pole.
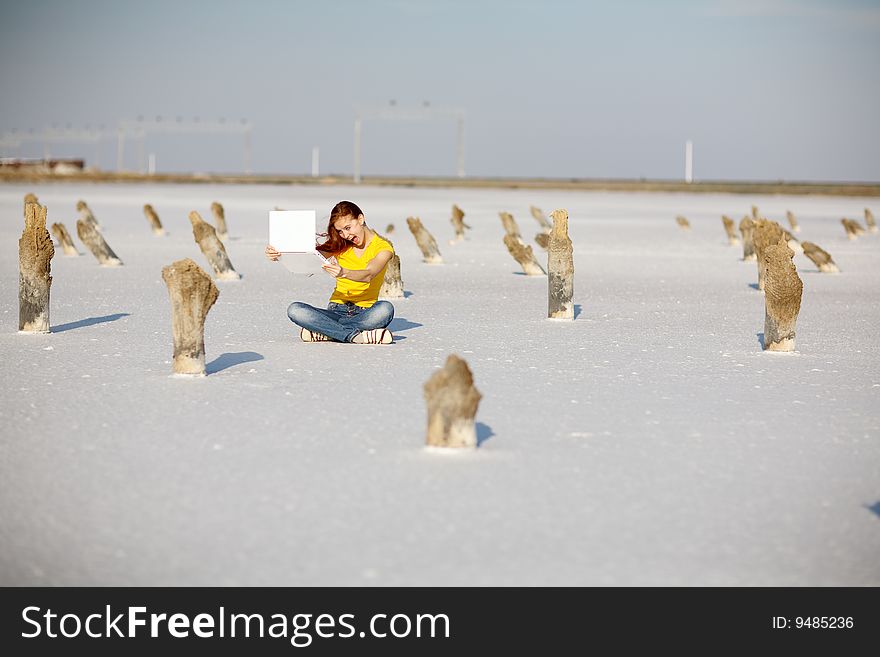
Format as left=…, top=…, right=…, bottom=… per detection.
left=685, top=139, right=693, bottom=183
left=116, top=128, right=125, bottom=171
left=311, top=146, right=320, bottom=177
left=353, top=117, right=362, bottom=184
left=456, top=117, right=465, bottom=178
left=244, top=127, right=252, bottom=174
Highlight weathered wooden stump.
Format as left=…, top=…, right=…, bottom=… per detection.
left=785, top=210, right=801, bottom=233
left=143, top=204, right=166, bottom=236
left=503, top=234, right=545, bottom=276
left=50, top=222, right=80, bottom=256
left=385, top=223, right=395, bottom=235
left=751, top=205, right=760, bottom=219
left=424, top=354, right=482, bottom=449
left=534, top=232, right=550, bottom=250
left=211, top=201, right=228, bottom=240
left=841, top=218, right=864, bottom=240
left=450, top=204, right=470, bottom=243
left=406, top=216, right=443, bottom=264
left=739, top=217, right=756, bottom=261
left=76, top=200, right=100, bottom=231
left=499, top=211, right=522, bottom=238
left=378, top=237, right=404, bottom=299
left=77, top=218, right=122, bottom=266
left=24, top=193, right=38, bottom=205
left=548, top=208, right=574, bottom=320
left=675, top=215, right=691, bottom=230
left=19, top=202, right=54, bottom=333
left=189, top=210, right=240, bottom=280
left=801, top=241, right=840, bottom=273
left=161, top=258, right=220, bottom=375
left=865, top=208, right=877, bottom=233
left=762, top=238, right=803, bottom=352
left=721, top=215, right=740, bottom=245
left=753, top=220, right=786, bottom=291
left=530, top=205, right=552, bottom=232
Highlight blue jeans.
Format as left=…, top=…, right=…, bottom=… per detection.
left=287, top=301, right=395, bottom=343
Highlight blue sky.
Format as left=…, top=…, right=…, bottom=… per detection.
left=1, top=0, right=878, bottom=180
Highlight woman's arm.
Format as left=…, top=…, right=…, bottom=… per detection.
left=322, top=249, right=393, bottom=282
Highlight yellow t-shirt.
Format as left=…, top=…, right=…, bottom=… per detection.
left=328, top=234, right=394, bottom=308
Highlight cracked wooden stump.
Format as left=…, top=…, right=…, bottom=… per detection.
left=530, top=205, right=553, bottom=232
left=77, top=218, right=122, bottom=266
left=385, top=223, right=395, bottom=235
left=534, top=232, right=550, bottom=250
left=378, top=237, right=404, bottom=299
left=143, top=204, right=166, bottom=236
left=753, top=220, right=786, bottom=291
left=211, top=201, right=228, bottom=240
left=24, top=193, right=38, bottom=205
left=19, top=202, right=54, bottom=333
left=722, top=215, right=740, bottom=245
left=675, top=215, right=691, bottom=230
left=189, top=210, right=240, bottom=280
left=751, top=205, right=760, bottom=219
left=499, top=211, right=522, bottom=239
left=51, top=223, right=80, bottom=256
left=841, top=218, right=864, bottom=240
left=865, top=208, right=877, bottom=233
left=548, top=208, right=574, bottom=320
left=450, top=204, right=470, bottom=243
left=424, top=354, right=482, bottom=449
left=504, top=234, right=545, bottom=276
left=406, top=216, right=443, bottom=264
left=739, top=217, right=756, bottom=261
left=161, top=258, right=219, bottom=376
left=762, top=237, right=803, bottom=352
left=76, top=200, right=100, bottom=231
left=801, top=241, right=839, bottom=273
left=786, top=210, right=801, bottom=233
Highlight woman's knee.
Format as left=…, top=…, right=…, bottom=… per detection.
left=371, top=301, right=394, bottom=327
left=287, top=301, right=310, bottom=323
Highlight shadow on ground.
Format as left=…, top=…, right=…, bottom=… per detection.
left=206, top=351, right=264, bottom=374
left=51, top=313, right=131, bottom=333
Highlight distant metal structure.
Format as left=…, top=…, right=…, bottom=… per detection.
left=116, top=117, right=253, bottom=173
left=353, top=103, right=465, bottom=183
left=0, top=117, right=253, bottom=174
left=685, top=139, right=694, bottom=183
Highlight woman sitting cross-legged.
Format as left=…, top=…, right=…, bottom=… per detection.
left=265, top=200, right=395, bottom=344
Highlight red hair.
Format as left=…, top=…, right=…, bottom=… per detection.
left=317, top=201, right=365, bottom=257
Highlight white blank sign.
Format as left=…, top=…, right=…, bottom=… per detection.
left=268, top=210, right=317, bottom=253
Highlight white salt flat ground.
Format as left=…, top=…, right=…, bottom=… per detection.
left=0, top=182, right=878, bottom=586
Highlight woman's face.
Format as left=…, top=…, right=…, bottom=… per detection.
left=333, top=214, right=366, bottom=247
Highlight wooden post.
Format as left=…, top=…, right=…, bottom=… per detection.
left=450, top=204, right=470, bottom=243
left=801, top=241, right=840, bottom=273
left=751, top=205, right=760, bottom=219
left=378, top=237, right=404, bottom=299
left=143, top=204, right=166, bottom=236
left=753, top=220, right=785, bottom=292
left=721, top=215, right=740, bottom=245
left=76, top=200, right=100, bottom=231
left=77, top=218, right=122, bottom=266
left=841, top=218, right=864, bottom=240
left=548, top=208, right=574, bottom=320
left=19, top=202, right=54, bottom=333
left=503, top=234, right=545, bottom=276
left=189, top=211, right=240, bottom=280
left=24, top=193, right=38, bottom=205
left=865, top=208, right=877, bottom=233
left=499, top=211, right=522, bottom=238
left=529, top=206, right=552, bottom=232
left=785, top=210, right=801, bottom=233
left=534, top=232, right=550, bottom=250
left=739, top=217, right=756, bottom=261
left=675, top=215, right=691, bottom=230
left=161, top=258, right=219, bottom=375
left=406, top=217, right=443, bottom=264
left=211, top=201, right=228, bottom=240
left=762, top=238, right=803, bottom=352
left=385, top=223, right=395, bottom=235
left=50, top=222, right=79, bottom=256
left=423, top=354, right=482, bottom=449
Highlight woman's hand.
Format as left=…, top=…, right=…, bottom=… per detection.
left=265, top=244, right=281, bottom=261
left=322, top=262, right=344, bottom=278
